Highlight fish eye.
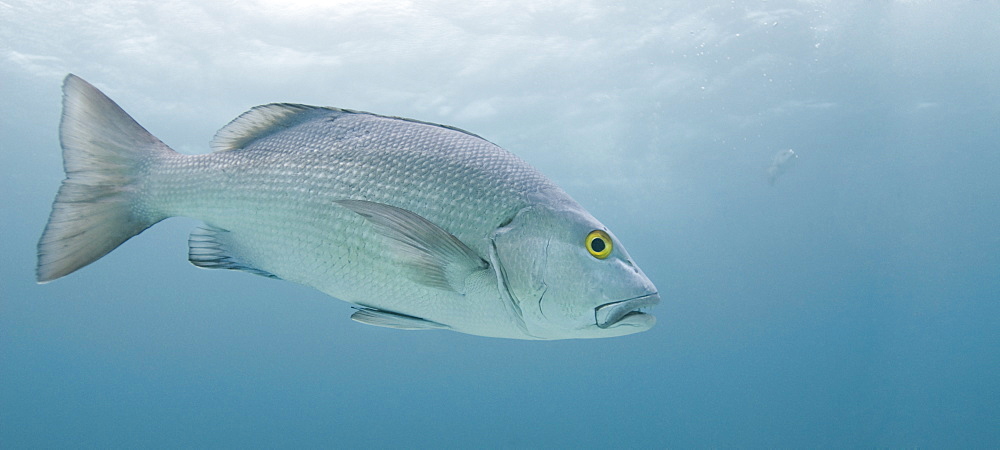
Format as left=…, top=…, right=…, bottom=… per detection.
left=585, top=230, right=613, bottom=259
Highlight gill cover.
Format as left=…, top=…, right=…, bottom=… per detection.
left=489, top=206, right=548, bottom=319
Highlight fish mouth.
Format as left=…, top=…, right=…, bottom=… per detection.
left=594, top=293, right=660, bottom=329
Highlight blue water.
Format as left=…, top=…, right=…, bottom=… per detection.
left=2, top=1, right=998, bottom=447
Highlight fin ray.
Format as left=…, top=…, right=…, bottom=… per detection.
left=37, top=74, right=173, bottom=282
left=210, top=103, right=326, bottom=152
left=350, top=308, right=449, bottom=330
left=188, top=225, right=280, bottom=279
left=335, top=199, right=487, bottom=292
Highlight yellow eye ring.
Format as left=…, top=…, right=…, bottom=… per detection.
left=585, top=230, right=613, bottom=259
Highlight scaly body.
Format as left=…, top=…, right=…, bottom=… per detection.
left=38, top=75, right=659, bottom=339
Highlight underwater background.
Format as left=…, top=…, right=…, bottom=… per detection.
left=1, top=0, right=998, bottom=447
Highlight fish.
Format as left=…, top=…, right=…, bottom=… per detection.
left=37, top=74, right=660, bottom=340
left=767, top=148, right=798, bottom=185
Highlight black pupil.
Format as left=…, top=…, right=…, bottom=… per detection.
left=591, top=237, right=606, bottom=253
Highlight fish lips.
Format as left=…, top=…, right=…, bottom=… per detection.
left=594, top=293, right=660, bottom=329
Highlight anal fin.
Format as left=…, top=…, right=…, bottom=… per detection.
left=350, top=307, right=449, bottom=331
left=188, top=225, right=280, bottom=279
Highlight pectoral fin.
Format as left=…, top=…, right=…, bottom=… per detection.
left=350, top=308, right=449, bottom=330
left=335, top=199, right=488, bottom=292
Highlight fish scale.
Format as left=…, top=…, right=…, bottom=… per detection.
left=37, top=75, right=659, bottom=339
left=142, top=110, right=548, bottom=319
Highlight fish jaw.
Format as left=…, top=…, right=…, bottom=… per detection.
left=594, top=293, right=660, bottom=329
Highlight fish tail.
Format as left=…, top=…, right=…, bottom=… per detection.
left=36, top=74, right=175, bottom=283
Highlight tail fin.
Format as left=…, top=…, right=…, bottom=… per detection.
left=36, top=74, right=173, bottom=283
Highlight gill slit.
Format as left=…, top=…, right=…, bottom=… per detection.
left=536, top=239, right=550, bottom=320
left=488, top=238, right=534, bottom=338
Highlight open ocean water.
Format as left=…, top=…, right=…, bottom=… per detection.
left=1, top=1, right=998, bottom=447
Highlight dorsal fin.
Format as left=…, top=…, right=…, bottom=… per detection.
left=210, top=103, right=326, bottom=152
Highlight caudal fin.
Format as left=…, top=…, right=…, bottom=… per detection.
left=36, top=74, right=173, bottom=283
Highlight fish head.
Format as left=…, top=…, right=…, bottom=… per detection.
left=491, top=195, right=659, bottom=339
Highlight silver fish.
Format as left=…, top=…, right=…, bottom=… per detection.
left=767, top=148, right=798, bottom=185
left=37, top=74, right=660, bottom=340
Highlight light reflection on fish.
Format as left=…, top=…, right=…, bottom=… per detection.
left=36, top=75, right=660, bottom=340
